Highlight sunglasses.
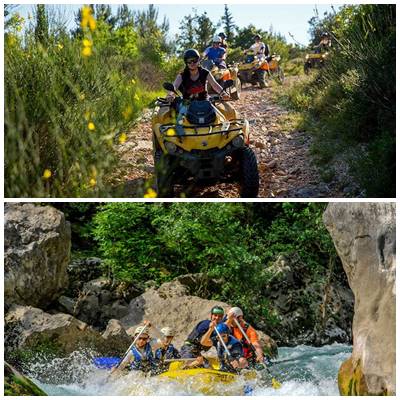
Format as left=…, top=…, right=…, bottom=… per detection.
left=186, top=58, right=199, bottom=65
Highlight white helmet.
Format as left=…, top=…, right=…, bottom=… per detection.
left=134, top=325, right=150, bottom=336
left=212, top=35, right=221, bottom=43
left=161, top=327, right=175, bottom=337
left=229, top=307, right=243, bottom=317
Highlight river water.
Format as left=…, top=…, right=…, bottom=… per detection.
left=30, top=343, right=351, bottom=396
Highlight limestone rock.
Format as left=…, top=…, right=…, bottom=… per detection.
left=4, top=305, right=104, bottom=358
left=101, top=319, right=131, bottom=354
left=324, top=202, right=395, bottom=395
left=4, top=203, right=70, bottom=309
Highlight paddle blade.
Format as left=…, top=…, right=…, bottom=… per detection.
left=271, top=377, right=282, bottom=389
left=93, top=357, right=121, bottom=369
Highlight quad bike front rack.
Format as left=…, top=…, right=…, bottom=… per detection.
left=159, top=119, right=246, bottom=138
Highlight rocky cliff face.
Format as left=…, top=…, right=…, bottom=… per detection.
left=324, top=202, right=395, bottom=395
left=4, top=203, right=70, bottom=309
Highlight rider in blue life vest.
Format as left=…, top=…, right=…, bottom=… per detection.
left=203, top=35, right=227, bottom=69
left=154, top=326, right=181, bottom=361
left=112, top=325, right=157, bottom=373
left=180, top=305, right=225, bottom=368
left=200, top=323, right=248, bottom=372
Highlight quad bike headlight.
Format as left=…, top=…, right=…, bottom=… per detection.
left=305, top=54, right=310, bottom=60
left=165, top=141, right=177, bottom=154
left=232, top=135, right=244, bottom=148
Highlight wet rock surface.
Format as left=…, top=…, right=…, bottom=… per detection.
left=111, top=78, right=354, bottom=198
left=324, top=203, right=396, bottom=395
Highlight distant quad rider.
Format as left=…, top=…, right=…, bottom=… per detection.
left=166, top=49, right=229, bottom=102
left=218, top=32, right=228, bottom=49
left=200, top=322, right=248, bottom=373
left=315, top=32, right=332, bottom=53
left=180, top=305, right=225, bottom=368
left=225, top=307, right=265, bottom=367
left=203, top=35, right=227, bottom=69
left=248, top=34, right=270, bottom=60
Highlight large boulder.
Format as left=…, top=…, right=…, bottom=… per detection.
left=324, top=202, right=395, bottom=395
left=4, top=203, right=70, bottom=309
left=121, top=279, right=277, bottom=356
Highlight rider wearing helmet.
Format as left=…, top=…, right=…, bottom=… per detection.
left=180, top=305, right=225, bottom=368
left=218, top=32, right=228, bottom=49
left=201, top=322, right=248, bottom=372
left=225, top=307, right=264, bottom=366
left=154, top=327, right=181, bottom=362
left=203, top=35, right=227, bottom=69
left=315, top=32, right=331, bottom=53
left=112, top=324, right=157, bottom=374
left=248, top=34, right=269, bottom=60
left=166, top=49, right=229, bottom=102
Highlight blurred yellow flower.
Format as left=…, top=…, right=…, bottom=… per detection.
left=144, top=188, right=157, bottom=198
left=88, top=18, right=96, bottom=31
left=89, top=178, right=97, bottom=187
left=82, top=39, right=92, bottom=47
left=57, top=43, right=64, bottom=50
left=119, top=133, right=127, bottom=144
left=131, top=79, right=136, bottom=85
left=88, top=122, right=95, bottom=131
left=42, top=169, right=52, bottom=179
left=134, top=94, right=140, bottom=101
left=122, top=106, right=133, bottom=120
left=82, top=46, right=92, bottom=57
left=79, top=93, right=85, bottom=101
left=82, top=5, right=91, bottom=18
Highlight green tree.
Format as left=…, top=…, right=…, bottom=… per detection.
left=34, top=5, right=49, bottom=45
left=195, top=11, right=215, bottom=50
left=176, top=13, right=197, bottom=52
left=115, top=4, right=135, bottom=28
left=94, top=5, right=116, bottom=28
left=220, top=4, right=236, bottom=42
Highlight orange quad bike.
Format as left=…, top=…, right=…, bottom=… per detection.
left=201, top=59, right=241, bottom=100
left=237, top=50, right=268, bottom=88
left=151, top=81, right=259, bottom=198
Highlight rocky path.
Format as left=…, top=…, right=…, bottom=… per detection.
left=112, top=77, right=347, bottom=198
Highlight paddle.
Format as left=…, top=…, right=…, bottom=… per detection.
left=232, top=317, right=281, bottom=389
left=110, top=322, right=149, bottom=374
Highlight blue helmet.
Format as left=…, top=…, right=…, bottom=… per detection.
left=216, top=323, right=230, bottom=335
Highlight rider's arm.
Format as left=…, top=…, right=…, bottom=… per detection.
left=111, top=352, right=133, bottom=373
left=200, top=324, right=215, bottom=347
left=206, top=73, right=225, bottom=95
left=166, top=74, right=182, bottom=100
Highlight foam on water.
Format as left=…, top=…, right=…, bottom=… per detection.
left=28, top=343, right=351, bottom=396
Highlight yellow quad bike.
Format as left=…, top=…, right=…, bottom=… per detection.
left=152, top=81, right=259, bottom=198
left=304, top=51, right=329, bottom=74
left=264, top=54, right=285, bottom=84
left=237, top=50, right=268, bottom=88
left=201, top=59, right=241, bottom=100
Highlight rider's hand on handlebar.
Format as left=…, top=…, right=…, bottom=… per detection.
left=220, top=91, right=230, bottom=101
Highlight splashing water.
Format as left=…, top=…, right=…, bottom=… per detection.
left=28, top=344, right=351, bottom=396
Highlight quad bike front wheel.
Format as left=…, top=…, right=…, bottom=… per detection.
left=304, top=62, right=311, bottom=75
left=230, top=78, right=242, bottom=100
left=154, top=150, right=174, bottom=197
left=239, top=147, right=259, bottom=197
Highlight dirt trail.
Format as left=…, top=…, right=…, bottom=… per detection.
left=112, top=78, right=346, bottom=198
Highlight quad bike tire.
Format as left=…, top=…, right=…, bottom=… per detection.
left=230, top=78, right=242, bottom=100
left=304, top=63, right=311, bottom=75
left=154, top=149, right=174, bottom=197
left=258, top=70, right=267, bottom=88
left=239, top=147, right=259, bottom=197
left=277, top=67, right=285, bottom=84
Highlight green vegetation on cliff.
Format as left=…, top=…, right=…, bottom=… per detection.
left=54, top=202, right=342, bottom=329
